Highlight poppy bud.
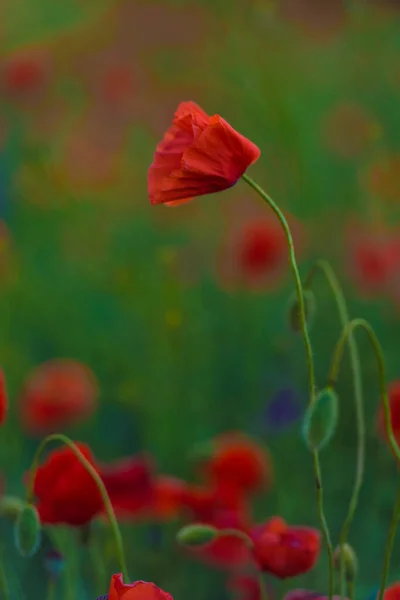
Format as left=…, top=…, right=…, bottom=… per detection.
left=286, top=289, right=316, bottom=333
left=0, top=495, right=25, bottom=522
left=14, top=503, right=41, bottom=557
left=302, top=387, right=339, bottom=451
left=334, top=543, right=358, bottom=582
left=176, top=523, right=218, bottom=547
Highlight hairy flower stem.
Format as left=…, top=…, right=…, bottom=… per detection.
left=242, top=174, right=334, bottom=600
left=26, top=433, right=129, bottom=582
left=304, top=260, right=365, bottom=600
left=328, top=318, right=400, bottom=600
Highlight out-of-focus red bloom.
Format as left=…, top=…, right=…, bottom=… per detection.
left=0, top=369, right=8, bottom=426
left=194, top=432, right=272, bottom=495
left=99, top=65, right=134, bottom=107
left=228, top=575, right=264, bottom=600
left=377, top=381, right=400, bottom=451
left=99, top=454, right=155, bottom=519
left=31, top=443, right=103, bottom=526
left=19, top=359, right=99, bottom=436
left=383, top=583, right=400, bottom=600
left=284, top=590, right=346, bottom=600
left=1, top=52, right=48, bottom=96
left=108, top=574, right=173, bottom=600
left=152, top=475, right=186, bottom=520
left=279, top=0, right=346, bottom=42
left=345, top=220, right=400, bottom=299
left=251, top=516, right=321, bottom=579
left=148, top=101, right=260, bottom=206
left=363, top=155, right=400, bottom=204
left=218, top=199, right=306, bottom=292
left=179, top=481, right=253, bottom=570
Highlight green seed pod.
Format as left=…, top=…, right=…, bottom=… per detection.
left=302, top=387, right=339, bottom=451
left=14, top=503, right=41, bottom=557
left=0, top=495, right=25, bottom=522
left=177, top=523, right=218, bottom=547
left=287, top=289, right=316, bottom=333
left=334, top=543, right=358, bottom=582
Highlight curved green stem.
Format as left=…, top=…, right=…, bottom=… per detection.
left=328, top=318, right=400, bottom=600
left=242, top=174, right=334, bottom=600
left=378, top=480, right=400, bottom=600
left=305, top=260, right=365, bottom=600
left=0, top=559, right=10, bottom=600
left=26, top=433, right=129, bottom=582
left=328, top=318, right=400, bottom=463
left=242, top=174, right=315, bottom=400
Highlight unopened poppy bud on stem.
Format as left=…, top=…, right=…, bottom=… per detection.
left=14, top=503, right=41, bottom=557
left=302, top=387, right=339, bottom=451
left=177, top=523, right=218, bottom=547
left=286, top=289, right=316, bottom=333
left=334, top=543, right=358, bottom=581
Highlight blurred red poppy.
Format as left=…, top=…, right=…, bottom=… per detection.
left=108, top=574, right=173, bottom=600
left=1, top=51, right=48, bottom=97
left=284, top=590, right=346, bottom=600
left=218, top=198, right=306, bottom=292
left=30, top=443, right=103, bottom=526
left=228, top=574, right=268, bottom=600
left=383, top=583, right=400, bottom=600
left=363, top=155, right=400, bottom=204
left=193, top=432, right=272, bottom=495
left=148, top=101, right=260, bottom=206
left=179, top=481, right=253, bottom=570
left=0, top=369, right=8, bottom=426
left=251, top=516, right=321, bottom=578
left=19, top=359, right=99, bottom=436
left=345, top=220, right=400, bottom=299
left=99, top=454, right=155, bottom=519
left=377, top=381, right=400, bottom=451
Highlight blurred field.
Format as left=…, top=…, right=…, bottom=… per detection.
left=2, top=1, right=400, bottom=599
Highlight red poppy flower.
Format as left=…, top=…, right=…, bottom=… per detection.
left=345, top=220, right=400, bottom=299
left=0, top=369, right=8, bottom=426
left=228, top=574, right=273, bottom=600
left=179, top=482, right=253, bottom=570
left=30, top=443, right=103, bottom=526
left=194, top=432, right=272, bottom=495
left=19, top=359, right=99, bottom=436
left=99, top=454, right=155, bottom=520
left=383, top=583, right=400, bottom=600
left=148, top=101, right=260, bottom=206
left=108, top=574, right=173, bottom=600
left=251, top=517, right=321, bottom=578
left=1, top=52, right=48, bottom=96
left=377, top=381, right=400, bottom=450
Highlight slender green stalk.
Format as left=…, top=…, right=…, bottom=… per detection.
left=378, top=481, right=400, bottom=600
left=328, top=318, right=400, bottom=463
left=26, top=433, right=129, bottom=582
left=0, top=559, right=10, bottom=600
left=242, top=173, right=315, bottom=399
left=242, top=174, right=334, bottom=600
left=46, top=579, right=55, bottom=600
left=347, top=580, right=355, bottom=600
left=305, top=260, right=365, bottom=600
left=328, top=318, right=400, bottom=600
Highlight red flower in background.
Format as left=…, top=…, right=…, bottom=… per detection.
left=251, top=516, right=321, bottom=578
left=284, top=591, right=347, bottom=600
left=108, top=574, right=173, bottom=600
left=218, top=198, right=306, bottom=292
left=383, top=583, right=400, bottom=600
left=31, top=443, right=103, bottom=526
left=228, top=574, right=273, bottom=600
left=99, top=454, right=155, bottom=520
left=19, top=359, right=99, bottom=436
left=345, top=220, right=400, bottom=299
left=0, top=369, right=8, bottom=426
left=148, top=101, right=260, bottom=207
left=1, top=51, right=49, bottom=97
left=377, top=381, right=400, bottom=451
left=196, top=432, right=272, bottom=495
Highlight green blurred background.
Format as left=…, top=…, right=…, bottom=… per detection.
left=2, top=0, right=400, bottom=598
